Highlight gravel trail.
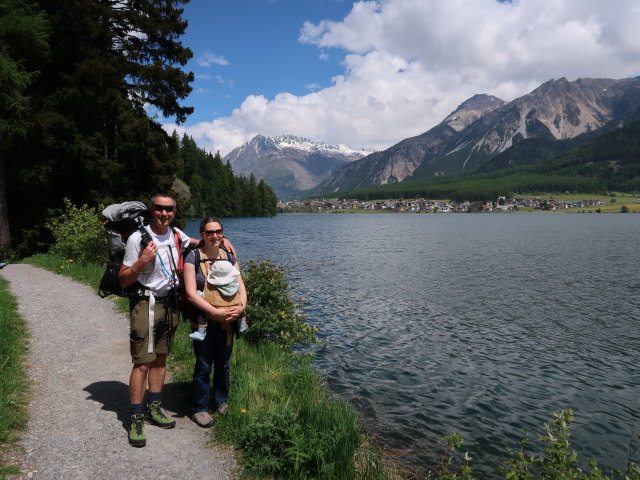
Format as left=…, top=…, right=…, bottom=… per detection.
left=1, top=264, right=237, bottom=480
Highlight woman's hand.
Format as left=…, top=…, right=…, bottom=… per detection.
left=224, top=305, right=244, bottom=322
left=207, top=306, right=230, bottom=322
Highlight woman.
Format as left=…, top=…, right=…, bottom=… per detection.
left=183, top=217, right=247, bottom=428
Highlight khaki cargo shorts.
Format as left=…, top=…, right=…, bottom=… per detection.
left=129, top=298, right=179, bottom=364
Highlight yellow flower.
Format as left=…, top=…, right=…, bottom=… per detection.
left=241, top=409, right=247, bottom=414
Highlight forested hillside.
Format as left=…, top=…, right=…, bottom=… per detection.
left=330, top=117, right=640, bottom=202
left=0, top=0, right=275, bottom=258
left=174, top=134, right=277, bottom=218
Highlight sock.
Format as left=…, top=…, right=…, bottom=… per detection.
left=130, top=403, right=144, bottom=416
left=147, top=391, right=162, bottom=405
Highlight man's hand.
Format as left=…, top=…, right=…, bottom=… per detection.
left=221, top=237, right=237, bottom=258
left=139, top=241, right=158, bottom=264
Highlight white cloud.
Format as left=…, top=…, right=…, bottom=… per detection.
left=216, top=75, right=235, bottom=87
left=197, top=52, right=229, bottom=67
left=174, top=0, right=640, bottom=156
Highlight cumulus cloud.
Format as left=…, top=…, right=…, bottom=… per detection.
left=171, top=0, right=640, bottom=156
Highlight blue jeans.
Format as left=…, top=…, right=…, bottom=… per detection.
left=192, top=321, right=233, bottom=413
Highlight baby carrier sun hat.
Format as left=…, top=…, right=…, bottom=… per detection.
left=207, top=260, right=240, bottom=286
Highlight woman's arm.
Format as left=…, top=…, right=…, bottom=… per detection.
left=237, top=274, right=247, bottom=309
left=224, top=273, right=247, bottom=322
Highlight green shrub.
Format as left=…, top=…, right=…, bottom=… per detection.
left=46, top=199, right=107, bottom=265
left=428, top=409, right=640, bottom=480
left=243, top=260, right=319, bottom=349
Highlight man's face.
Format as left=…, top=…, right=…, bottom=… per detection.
left=151, top=196, right=176, bottom=229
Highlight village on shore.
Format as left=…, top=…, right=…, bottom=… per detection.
left=277, top=196, right=617, bottom=213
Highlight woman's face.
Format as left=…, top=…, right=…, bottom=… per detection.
left=201, top=222, right=223, bottom=246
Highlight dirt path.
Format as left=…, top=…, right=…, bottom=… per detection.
left=1, top=264, right=237, bottom=480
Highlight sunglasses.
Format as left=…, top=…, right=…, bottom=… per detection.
left=153, top=204, right=175, bottom=212
left=202, top=229, right=223, bottom=236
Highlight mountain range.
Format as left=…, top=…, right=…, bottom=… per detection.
left=308, top=76, right=640, bottom=196
left=221, top=77, right=640, bottom=200
left=223, top=134, right=370, bottom=199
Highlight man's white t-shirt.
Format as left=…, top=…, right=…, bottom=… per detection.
left=122, top=226, right=190, bottom=296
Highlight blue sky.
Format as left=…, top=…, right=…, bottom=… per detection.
left=165, top=0, right=640, bottom=156
left=181, top=0, right=353, bottom=121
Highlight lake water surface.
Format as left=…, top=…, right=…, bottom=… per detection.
left=186, top=213, right=640, bottom=476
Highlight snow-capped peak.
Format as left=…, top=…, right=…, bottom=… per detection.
left=269, top=134, right=372, bottom=156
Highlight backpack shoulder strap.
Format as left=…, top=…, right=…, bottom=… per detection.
left=220, top=246, right=236, bottom=265
left=169, top=226, right=184, bottom=274
left=196, top=248, right=208, bottom=278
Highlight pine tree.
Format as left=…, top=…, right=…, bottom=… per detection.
left=0, top=0, right=49, bottom=258
left=5, top=0, right=194, bottom=255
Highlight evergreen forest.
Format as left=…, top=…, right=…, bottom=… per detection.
left=0, top=0, right=276, bottom=258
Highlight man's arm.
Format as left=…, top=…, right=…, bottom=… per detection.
left=221, top=237, right=237, bottom=258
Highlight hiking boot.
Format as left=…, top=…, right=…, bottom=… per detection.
left=216, top=403, right=229, bottom=416
left=128, top=414, right=146, bottom=447
left=146, top=401, right=176, bottom=429
left=191, top=411, right=214, bottom=428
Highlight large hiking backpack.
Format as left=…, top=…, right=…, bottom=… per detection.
left=98, top=201, right=155, bottom=298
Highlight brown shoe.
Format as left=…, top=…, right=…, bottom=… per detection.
left=191, top=411, right=214, bottom=428
left=216, top=403, right=229, bottom=416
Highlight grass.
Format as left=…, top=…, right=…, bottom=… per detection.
left=0, top=277, right=29, bottom=479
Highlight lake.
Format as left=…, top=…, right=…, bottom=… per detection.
left=186, top=213, right=640, bottom=476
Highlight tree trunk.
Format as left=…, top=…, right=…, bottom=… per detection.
left=0, top=151, right=11, bottom=260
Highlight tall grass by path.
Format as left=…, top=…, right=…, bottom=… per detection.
left=0, top=277, right=30, bottom=479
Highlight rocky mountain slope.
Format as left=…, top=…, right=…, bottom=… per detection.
left=223, top=134, right=369, bottom=199
left=309, top=94, right=506, bottom=194
left=309, top=77, right=640, bottom=196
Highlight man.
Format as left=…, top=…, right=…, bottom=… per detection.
left=118, top=194, right=190, bottom=447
